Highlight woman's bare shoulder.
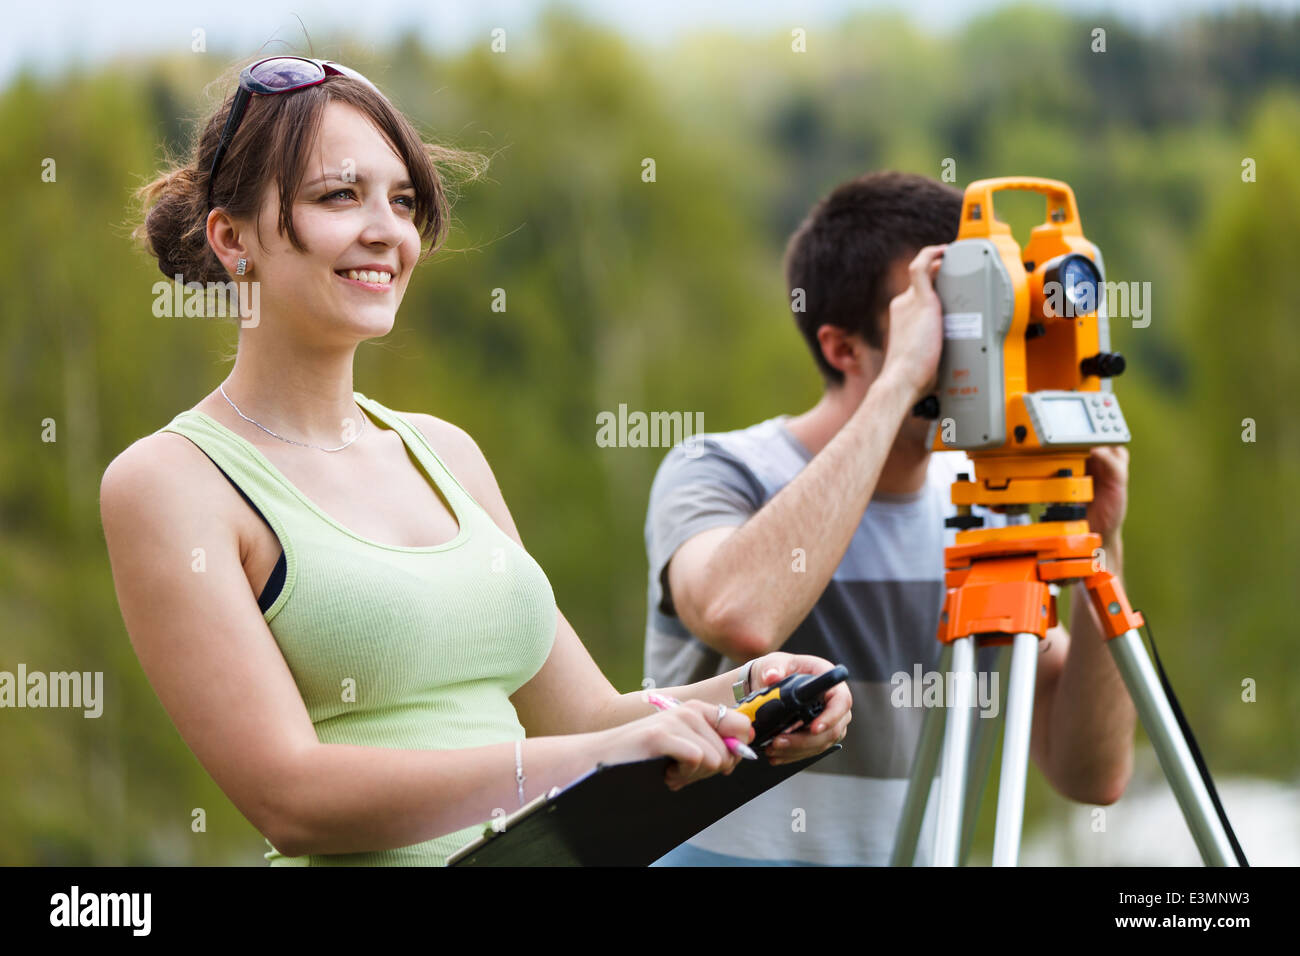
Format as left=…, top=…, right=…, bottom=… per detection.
left=399, top=411, right=508, bottom=522
left=401, top=412, right=486, bottom=471
left=99, top=429, right=247, bottom=539
left=103, top=429, right=219, bottom=492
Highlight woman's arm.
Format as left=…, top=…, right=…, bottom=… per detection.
left=413, top=415, right=851, bottom=762
left=514, top=615, right=853, bottom=768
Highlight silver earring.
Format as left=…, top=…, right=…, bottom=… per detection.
left=235, top=258, right=247, bottom=276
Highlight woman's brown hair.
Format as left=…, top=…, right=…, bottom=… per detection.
left=133, top=58, right=486, bottom=288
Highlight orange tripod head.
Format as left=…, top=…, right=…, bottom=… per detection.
left=916, top=177, right=1130, bottom=515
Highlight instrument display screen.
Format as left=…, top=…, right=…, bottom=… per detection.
left=1040, top=396, right=1094, bottom=435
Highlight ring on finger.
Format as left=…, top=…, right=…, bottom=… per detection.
left=714, top=703, right=726, bottom=728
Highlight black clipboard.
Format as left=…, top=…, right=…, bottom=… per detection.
left=447, top=745, right=841, bottom=866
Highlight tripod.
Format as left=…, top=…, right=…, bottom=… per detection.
left=890, top=517, right=1243, bottom=867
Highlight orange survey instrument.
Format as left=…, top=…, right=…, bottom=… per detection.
left=917, top=177, right=1140, bottom=647
left=893, top=178, right=1243, bottom=869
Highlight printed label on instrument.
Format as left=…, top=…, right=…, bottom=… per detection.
left=943, top=312, right=983, bottom=339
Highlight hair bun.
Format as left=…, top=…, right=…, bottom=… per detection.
left=134, top=165, right=224, bottom=286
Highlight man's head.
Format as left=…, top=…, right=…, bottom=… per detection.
left=783, top=171, right=962, bottom=397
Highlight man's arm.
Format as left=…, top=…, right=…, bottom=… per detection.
left=1028, top=446, right=1137, bottom=805
left=667, top=247, right=950, bottom=661
left=666, top=370, right=915, bottom=661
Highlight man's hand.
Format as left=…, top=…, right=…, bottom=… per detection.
left=743, top=653, right=852, bottom=766
left=881, top=244, right=948, bottom=405
left=1084, top=445, right=1129, bottom=541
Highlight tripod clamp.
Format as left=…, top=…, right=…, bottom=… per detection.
left=937, top=520, right=1142, bottom=647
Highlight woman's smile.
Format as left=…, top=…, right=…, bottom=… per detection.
left=334, top=267, right=395, bottom=291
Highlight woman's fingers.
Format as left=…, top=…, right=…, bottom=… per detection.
left=666, top=702, right=743, bottom=786
left=769, top=707, right=851, bottom=764
left=679, top=704, right=726, bottom=767
left=808, top=685, right=852, bottom=733
left=663, top=735, right=704, bottom=790
left=739, top=656, right=855, bottom=766
left=718, top=709, right=754, bottom=742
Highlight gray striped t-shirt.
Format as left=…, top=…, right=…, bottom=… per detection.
left=643, top=414, right=1013, bottom=865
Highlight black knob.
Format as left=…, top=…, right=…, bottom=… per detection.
left=912, top=395, right=940, bottom=419
left=945, top=514, right=985, bottom=530
left=1043, top=504, right=1087, bottom=521
left=1080, top=352, right=1126, bottom=378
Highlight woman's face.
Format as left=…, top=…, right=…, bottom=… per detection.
left=248, top=100, right=422, bottom=342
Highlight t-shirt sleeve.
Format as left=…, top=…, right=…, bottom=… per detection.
left=645, top=442, right=766, bottom=617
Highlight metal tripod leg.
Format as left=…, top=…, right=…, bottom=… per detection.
left=958, top=643, right=1011, bottom=865
left=933, top=636, right=976, bottom=865
left=897, top=633, right=1037, bottom=867
left=991, top=631, right=1040, bottom=865
left=1108, top=628, right=1238, bottom=865
left=890, top=643, right=952, bottom=866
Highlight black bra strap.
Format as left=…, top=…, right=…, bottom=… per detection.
left=192, top=447, right=286, bottom=612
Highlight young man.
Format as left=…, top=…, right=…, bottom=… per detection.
left=643, top=171, right=1136, bottom=865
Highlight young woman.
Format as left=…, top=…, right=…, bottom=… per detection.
left=100, top=56, right=851, bottom=865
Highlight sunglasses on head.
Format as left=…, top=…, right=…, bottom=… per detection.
left=206, top=56, right=380, bottom=209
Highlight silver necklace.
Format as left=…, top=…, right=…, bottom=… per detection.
left=218, top=382, right=367, bottom=452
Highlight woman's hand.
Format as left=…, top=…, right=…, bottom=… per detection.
left=593, top=699, right=757, bottom=791
left=744, top=653, right=853, bottom=767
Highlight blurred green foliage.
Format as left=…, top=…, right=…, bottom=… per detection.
left=1, top=5, right=1296, bottom=864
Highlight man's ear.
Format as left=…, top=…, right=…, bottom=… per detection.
left=816, top=324, right=856, bottom=379
left=817, top=324, right=884, bottom=382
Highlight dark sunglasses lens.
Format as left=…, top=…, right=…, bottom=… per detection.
left=249, top=57, right=325, bottom=90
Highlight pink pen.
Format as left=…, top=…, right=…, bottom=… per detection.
left=644, top=692, right=758, bottom=760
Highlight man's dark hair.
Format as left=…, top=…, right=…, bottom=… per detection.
left=783, top=171, right=963, bottom=387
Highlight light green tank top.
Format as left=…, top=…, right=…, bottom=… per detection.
left=156, top=391, right=557, bottom=865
